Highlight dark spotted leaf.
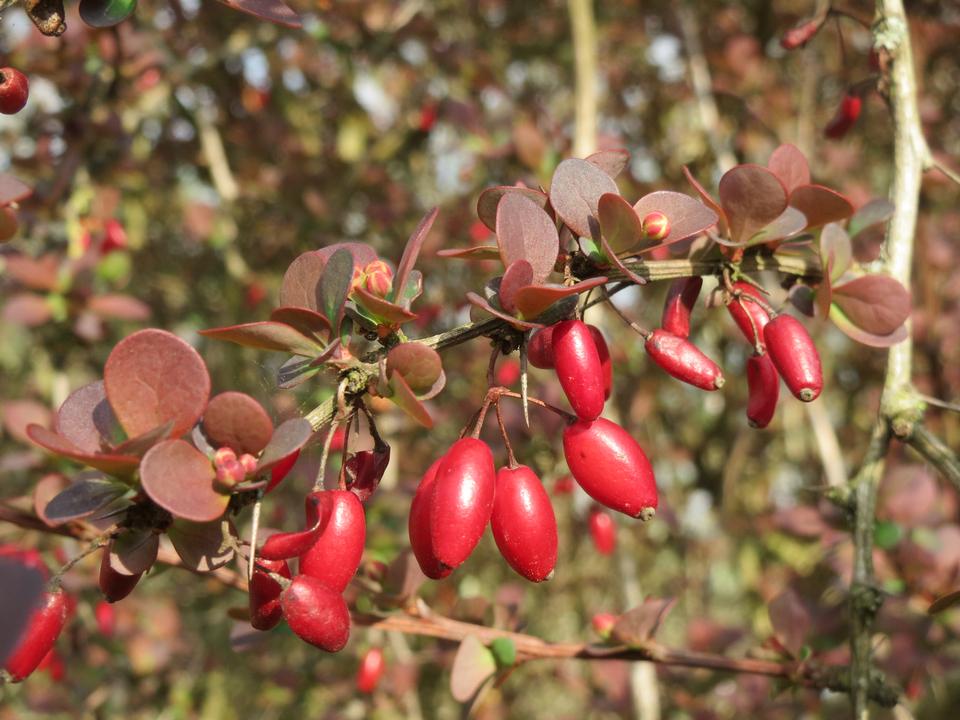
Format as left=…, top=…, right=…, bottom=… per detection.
left=140, top=439, right=227, bottom=522
left=549, top=158, right=619, bottom=238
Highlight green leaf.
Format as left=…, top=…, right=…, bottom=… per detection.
left=874, top=520, right=902, bottom=549
left=490, top=637, right=516, bottom=667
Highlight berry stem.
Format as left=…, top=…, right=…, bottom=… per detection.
left=495, top=399, right=519, bottom=469
left=52, top=528, right=116, bottom=586
left=602, top=288, right=651, bottom=340
left=314, top=416, right=342, bottom=492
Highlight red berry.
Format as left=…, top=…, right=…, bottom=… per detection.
left=763, top=315, right=823, bottom=402
left=726, top=282, right=770, bottom=348
left=101, top=219, right=128, bottom=254
left=0, top=68, right=29, bottom=115
left=591, top=612, right=617, bottom=639
left=4, top=589, right=68, bottom=682
left=94, top=600, right=115, bottom=638
left=98, top=546, right=142, bottom=603
left=429, top=438, right=496, bottom=571
left=527, top=326, right=556, bottom=369
left=36, top=648, right=65, bottom=682
left=588, top=507, right=616, bottom=555
left=280, top=575, right=350, bottom=653
left=644, top=329, right=725, bottom=391
left=780, top=18, right=822, bottom=50
left=824, top=93, right=862, bottom=140
left=553, top=319, right=606, bottom=420
left=491, top=465, right=558, bottom=583
left=587, top=325, right=613, bottom=400
left=641, top=211, right=670, bottom=241
left=249, top=558, right=291, bottom=631
left=356, top=647, right=386, bottom=693
left=408, top=457, right=451, bottom=579
left=661, top=277, right=703, bottom=339
left=259, top=493, right=327, bottom=560
left=299, top=490, right=366, bottom=593
left=553, top=475, right=575, bottom=495
left=562, top=418, right=657, bottom=519
left=495, top=358, right=521, bottom=387
left=746, top=353, right=780, bottom=428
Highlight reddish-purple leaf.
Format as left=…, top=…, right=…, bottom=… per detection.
left=42, top=474, right=126, bottom=524
left=549, top=158, right=619, bottom=238
left=722, top=207, right=806, bottom=247
left=436, top=245, right=502, bottom=261
left=820, top=223, right=852, bottom=281
left=167, top=519, right=234, bottom=572
left=112, top=422, right=175, bottom=457
left=718, top=165, right=788, bottom=243
left=346, top=444, right=391, bottom=503
left=513, top=278, right=609, bottom=319
left=55, top=381, right=117, bottom=454
left=2, top=399, right=52, bottom=446
left=4, top=254, right=59, bottom=291
left=632, top=191, right=719, bottom=248
left=386, top=343, right=442, bottom=395
left=495, top=194, right=559, bottom=284
left=597, top=231, right=649, bottom=286
left=585, top=149, right=630, bottom=178
left=2, top=293, right=52, bottom=327
left=140, top=439, right=227, bottom=522
left=279, top=252, right=326, bottom=311
left=450, top=635, right=497, bottom=703
left=202, top=392, right=274, bottom=455
left=611, top=597, right=676, bottom=645
left=598, top=193, right=643, bottom=254
left=269, top=306, right=330, bottom=342
left=214, top=0, right=301, bottom=28
left=829, top=305, right=909, bottom=347
left=318, top=248, right=354, bottom=331
left=199, top=321, right=322, bottom=356
left=477, top=186, right=549, bottom=231
left=0, top=173, right=31, bottom=206
left=498, top=260, right=535, bottom=314
left=682, top=166, right=728, bottom=235
left=848, top=198, right=894, bottom=238
left=767, top=144, right=811, bottom=194
left=352, top=287, right=418, bottom=324
left=104, top=329, right=211, bottom=440
left=109, top=530, right=159, bottom=576
left=87, top=294, right=151, bottom=321
left=388, top=372, right=433, bottom=428
left=832, top=275, right=911, bottom=336
left=465, top=292, right=543, bottom=330
left=789, top=185, right=854, bottom=230
left=26, top=425, right=140, bottom=476
left=256, top=418, right=313, bottom=474
left=768, top=589, right=811, bottom=657
left=394, top=207, right=438, bottom=306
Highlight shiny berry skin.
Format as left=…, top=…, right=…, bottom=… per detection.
left=644, top=329, right=724, bottom=391
left=429, top=438, right=496, bottom=571
left=249, top=558, right=291, bottom=631
left=0, top=68, right=28, bottom=115
left=562, top=418, right=657, bottom=519
left=588, top=507, right=616, bottom=555
left=299, top=490, right=366, bottom=593
left=553, top=319, right=606, bottom=420
left=280, top=575, right=350, bottom=653
left=4, top=589, right=68, bottom=682
left=746, top=353, right=780, bottom=428
left=726, top=282, right=770, bottom=349
left=641, top=211, right=670, bottom=241
left=527, top=326, right=556, bottom=369
left=824, top=93, right=862, bottom=140
left=587, top=325, right=613, bottom=400
left=764, top=315, right=823, bottom=402
left=661, top=276, right=702, bottom=339
left=356, top=647, right=386, bottom=693
left=491, top=465, right=558, bottom=583
left=408, top=457, right=451, bottom=579
left=259, top=492, right=326, bottom=560
left=98, top=546, right=142, bottom=603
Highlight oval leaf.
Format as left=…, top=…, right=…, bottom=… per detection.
left=269, top=306, right=331, bottom=342
left=318, top=248, right=354, bottom=332
left=789, top=185, right=854, bottom=230
left=820, top=222, right=852, bottom=281
left=78, top=0, right=137, bottom=28
left=104, top=329, right=211, bottom=440
left=199, top=321, right=322, bottom=357
left=513, top=277, right=608, bottom=319
left=353, top=287, right=418, bottom=325
left=140, top=439, right=227, bottom=522
left=450, top=635, right=497, bottom=703
left=632, top=191, right=719, bottom=247
left=167, top=519, right=235, bottom=572
left=202, top=392, right=274, bottom=455
left=832, top=274, right=911, bottom=336
left=476, top=186, right=549, bottom=232
left=718, top=165, right=788, bottom=243
left=55, top=381, right=118, bottom=453
left=495, top=194, right=559, bottom=284
left=848, top=198, right=895, bottom=238
left=829, top=304, right=909, bottom=347
left=26, top=425, right=140, bottom=476
left=43, top=473, right=127, bottom=524
left=682, top=166, right=727, bottom=234
left=109, top=530, right=159, bottom=576
left=598, top=193, right=643, bottom=254
left=465, top=292, right=543, bottom=330
left=394, top=207, right=438, bottom=305
left=279, top=252, right=326, bottom=311
left=767, top=144, right=810, bottom=194
left=549, top=158, right=619, bottom=238
left=611, top=597, right=677, bottom=646
left=256, top=418, right=313, bottom=474
left=498, top=260, right=535, bottom=314
left=386, top=343, right=443, bottom=395
left=586, top=149, right=630, bottom=178
left=33, top=473, right=70, bottom=526
left=388, top=372, right=433, bottom=428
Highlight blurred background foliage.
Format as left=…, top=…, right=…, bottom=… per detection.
left=1, top=0, right=959, bottom=718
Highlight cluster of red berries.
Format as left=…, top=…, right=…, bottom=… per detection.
left=250, top=489, right=365, bottom=652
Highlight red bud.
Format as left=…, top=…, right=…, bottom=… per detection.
left=641, top=211, right=670, bottom=241
left=645, top=329, right=724, bottom=390
left=592, top=612, right=617, bottom=639
left=491, top=465, right=558, bottom=582
left=764, top=315, right=823, bottom=401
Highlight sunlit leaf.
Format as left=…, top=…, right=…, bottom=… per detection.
left=789, top=185, right=854, bottom=230
left=549, top=158, right=619, bottom=238
left=436, top=245, right=502, bottom=261
left=498, top=260, right=535, bottom=314
left=465, top=292, right=543, bottom=330
left=718, top=165, right=788, bottom=243
left=513, top=277, right=608, bottom=319
left=202, top=392, right=274, bottom=455
left=199, top=321, right=323, bottom=357
left=848, top=198, right=894, bottom=238
left=256, top=418, right=313, bottom=474
left=109, top=530, right=159, bottom=576
left=682, top=165, right=727, bottom=236
left=496, top=193, right=559, bottom=283
left=598, top=193, right=643, bottom=254
left=26, top=424, right=140, bottom=476
left=476, top=186, right=549, bottom=231
left=832, top=274, right=911, bottom=336
left=353, top=287, right=418, bottom=324
left=393, top=207, right=438, bottom=305
left=632, top=191, right=719, bottom=248
left=819, top=222, right=852, bottom=282
left=269, top=306, right=331, bottom=342
left=140, top=439, right=227, bottom=522
left=585, top=149, right=630, bottom=178
left=829, top=304, right=909, bottom=347
left=388, top=372, right=433, bottom=428
left=386, top=343, right=443, bottom=395
left=54, top=381, right=117, bottom=454
left=318, top=248, right=354, bottom=332
left=767, top=144, right=810, bottom=194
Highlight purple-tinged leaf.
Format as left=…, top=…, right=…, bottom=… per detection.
left=386, top=343, right=443, bottom=395
left=256, top=418, right=313, bottom=474
left=585, top=149, right=630, bottom=178
left=632, top=191, right=719, bottom=247
left=346, top=444, right=391, bottom=503
left=832, top=275, right=910, bottom=336
left=55, top=381, right=117, bottom=454
left=598, top=193, right=643, bottom=254
left=768, top=589, right=811, bottom=657
left=682, top=166, right=728, bottom=235
left=109, top=530, right=159, bottom=576
left=269, top=306, right=331, bottom=342
left=353, top=287, right=418, bottom=325
left=498, top=260, right=535, bottom=314
left=2, top=400, right=52, bottom=445
left=465, top=292, right=544, bottom=330
left=450, top=635, right=497, bottom=703
left=718, top=165, right=788, bottom=243
left=112, top=421, right=175, bottom=457
left=318, top=248, right=354, bottom=332
left=388, top=372, right=433, bottom=428
left=87, top=294, right=151, bottom=321
left=477, top=186, right=550, bottom=231
left=0, top=173, right=31, bottom=206
left=496, top=194, right=559, bottom=284
left=611, top=597, right=676, bottom=646
left=199, top=321, right=323, bottom=357
left=829, top=304, right=909, bottom=347
left=848, top=198, right=895, bottom=238
left=279, top=252, right=326, bottom=311
left=731, top=207, right=806, bottom=247
left=767, top=144, right=811, bottom=194
left=215, top=0, right=301, bottom=28
left=436, top=245, right=502, bottom=261
left=394, top=207, right=438, bottom=305
left=33, top=473, right=70, bottom=526
left=3, top=293, right=52, bottom=327
left=140, top=439, right=227, bottom=522
left=819, top=222, right=852, bottom=281
left=789, top=185, right=854, bottom=230
left=598, top=231, right=648, bottom=286
left=104, top=329, right=211, bottom=440
left=168, top=519, right=234, bottom=572
left=513, top=277, right=608, bottom=319
left=3, top=254, right=59, bottom=291
left=43, top=474, right=128, bottom=524
left=202, top=392, right=274, bottom=455
left=549, top=158, right=619, bottom=238
left=26, top=425, right=140, bottom=476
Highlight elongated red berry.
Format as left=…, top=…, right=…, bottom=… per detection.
left=429, top=438, right=496, bottom=571
left=661, top=276, right=703, bottom=338
left=527, top=326, right=556, bottom=369
left=726, top=282, right=770, bottom=348
left=356, top=647, right=386, bottom=693
left=249, top=558, right=291, bottom=631
left=764, top=314, right=823, bottom=402
left=4, top=589, right=68, bottom=682
left=553, top=319, right=606, bottom=420
left=491, top=465, right=558, bottom=583
left=588, top=507, right=616, bottom=555
left=98, top=546, right=142, bottom=603
left=280, top=575, right=350, bottom=652
left=0, top=68, right=29, bottom=115
left=562, top=418, right=657, bottom=519
left=299, top=490, right=366, bottom=593
left=824, top=93, right=862, bottom=140
left=409, top=458, right=451, bottom=579
left=746, top=353, right=780, bottom=428
left=259, top=493, right=326, bottom=560
left=644, top=329, right=724, bottom=391
left=587, top=325, right=613, bottom=400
